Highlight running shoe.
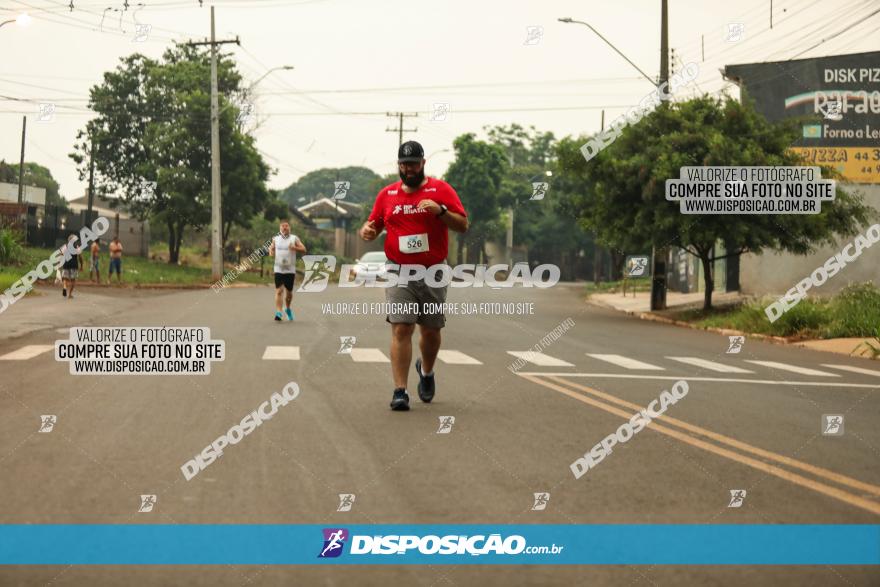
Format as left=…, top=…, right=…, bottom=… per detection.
left=274, top=311, right=283, bottom=321
left=415, top=358, right=435, bottom=403
left=390, top=388, right=410, bottom=411
left=285, top=308, right=294, bottom=321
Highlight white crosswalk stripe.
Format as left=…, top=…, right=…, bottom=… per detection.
left=745, top=360, right=839, bottom=377
left=437, top=350, right=482, bottom=365
left=350, top=348, right=390, bottom=363
left=261, top=346, right=300, bottom=360
left=822, top=364, right=880, bottom=377
left=0, top=345, right=55, bottom=360
left=586, top=354, right=664, bottom=370
left=507, top=351, right=574, bottom=367
left=666, top=356, right=754, bottom=373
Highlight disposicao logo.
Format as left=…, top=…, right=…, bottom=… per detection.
left=318, top=528, right=349, bottom=558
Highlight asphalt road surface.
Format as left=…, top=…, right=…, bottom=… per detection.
left=1, top=283, right=878, bottom=586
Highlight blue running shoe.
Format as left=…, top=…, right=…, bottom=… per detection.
left=274, top=311, right=283, bottom=321
left=285, top=308, right=294, bottom=321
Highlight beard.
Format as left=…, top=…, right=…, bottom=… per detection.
left=399, top=167, right=425, bottom=188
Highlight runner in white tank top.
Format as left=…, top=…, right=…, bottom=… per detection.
left=268, top=220, right=307, bottom=321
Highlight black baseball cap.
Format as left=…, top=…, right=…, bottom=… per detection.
left=397, top=140, right=425, bottom=163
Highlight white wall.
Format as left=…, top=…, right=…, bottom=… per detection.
left=740, top=184, right=880, bottom=297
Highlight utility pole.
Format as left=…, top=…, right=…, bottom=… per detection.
left=187, top=6, right=239, bottom=280
left=385, top=112, right=418, bottom=146
left=651, top=0, right=669, bottom=311
left=87, top=140, right=95, bottom=225
left=17, top=116, right=26, bottom=204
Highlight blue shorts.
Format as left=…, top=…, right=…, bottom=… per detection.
left=109, top=258, right=122, bottom=274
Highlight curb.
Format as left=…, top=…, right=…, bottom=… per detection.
left=586, top=296, right=802, bottom=347
left=33, top=280, right=266, bottom=290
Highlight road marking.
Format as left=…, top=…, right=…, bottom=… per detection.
left=350, top=348, right=390, bottom=363
left=513, top=373, right=879, bottom=389
left=522, top=374, right=880, bottom=516
left=437, top=350, right=482, bottom=365
left=666, top=356, right=753, bottom=373
left=745, top=360, right=839, bottom=377
left=261, top=346, right=300, bottom=360
left=0, top=345, right=55, bottom=360
left=586, top=354, right=664, bottom=370
left=822, top=364, right=880, bottom=377
left=507, top=351, right=574, bottom=367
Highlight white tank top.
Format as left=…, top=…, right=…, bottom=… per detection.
left=273, top=234, right=297, bottom=274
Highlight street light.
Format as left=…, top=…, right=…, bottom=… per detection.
left=426, top=148, right=450, bottom=161
left=0, top=12, right=32, bottom=28
left=559, top=15, right=670, bottom=309
left=558, top=17, right=656, bottom=87
left=210, top=64, right=292, bottom=279
left=248, top=65, right=294, bottom=92
left=222, top=65, right=293, bottom=116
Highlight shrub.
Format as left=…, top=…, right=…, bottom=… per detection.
left=0, top=227, right=24, bottom=266
left=826, top=282, right=880, bottom=338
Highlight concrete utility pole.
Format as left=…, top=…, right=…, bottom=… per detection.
left=650, top=0, right=670, bottom=311
left=17, top=116, right=26, bottom=204
left=385, top=112, right=418, bottom=146
left=187, top=7, right=239, bottom=280
left=87, top=140, right=95, bottom=225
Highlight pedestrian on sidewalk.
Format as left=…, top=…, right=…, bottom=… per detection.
left=60, top=233, right=83, bottom=300
left=359, top=140, right=469, bottom=411
left=89, top=238, right=101, bottom=283
left=108, top=236, right=123, bottom=284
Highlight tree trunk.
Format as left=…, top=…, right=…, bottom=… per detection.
left=166, top=218, right=178, bottom=264
left=168, top=221, right=184, bottom=264
left=222, top=220, right=231, bottom=250
left=700, top=251, right=714, bottom=311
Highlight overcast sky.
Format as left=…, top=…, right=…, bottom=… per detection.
left=1, top=0, right=878, bottom=201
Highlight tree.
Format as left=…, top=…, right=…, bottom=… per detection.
left=280, top=166, right=381, bottom=206
left=444, top=134, right=507, bottom=263
left=0, top=161, right=67, bottom=207
left=70, top=44, right=271, bottom=263
left=556, top=95, right=873, bottom=309
left=485, top=124, right=590, bottom=277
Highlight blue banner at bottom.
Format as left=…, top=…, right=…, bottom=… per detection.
left=0, top=525, right=877, bottom=565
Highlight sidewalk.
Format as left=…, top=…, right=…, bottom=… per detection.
left=588, top=290, right=877, bottom=360
left=589, top=290, right=743, bottom=314
left=0, top=286, right=175, bottom=343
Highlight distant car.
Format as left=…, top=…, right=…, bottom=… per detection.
left=350, top=251, right=389, bottom=281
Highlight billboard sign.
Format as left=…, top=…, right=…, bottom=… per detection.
left=725, top=51, right=880, bottom=183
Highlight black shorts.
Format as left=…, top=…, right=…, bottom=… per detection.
left=274, top=272, right=295, bottom=291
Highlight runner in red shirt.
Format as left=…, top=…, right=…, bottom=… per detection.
left=359, top=141, right=469, bottom=411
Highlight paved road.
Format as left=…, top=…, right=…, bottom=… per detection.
left=1, top=283, right=878, bottom=586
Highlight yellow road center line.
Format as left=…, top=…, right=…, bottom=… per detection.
left=520, top=374, right=880, bottom=517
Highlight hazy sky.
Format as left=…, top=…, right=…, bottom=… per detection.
left=1, top=0, right=877, bottom=201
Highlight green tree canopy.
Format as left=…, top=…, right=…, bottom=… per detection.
left=70, top=44, right=271, bottom=263
left=0, top=161, right=66, bottom=207
left=280, top=166, right=381, bottom=206
left=444, top=133, right=507, bottom=263
left=555, top=95, right=874, bottom=309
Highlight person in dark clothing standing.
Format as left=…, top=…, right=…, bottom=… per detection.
left=61, top=233, right=84, bottom=299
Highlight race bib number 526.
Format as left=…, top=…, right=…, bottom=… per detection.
left=399, top=233, right=429, bottom=254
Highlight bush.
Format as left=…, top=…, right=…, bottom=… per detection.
left=825, top=282, right=880, bottom=337
left=0, top=227, right=24, bottom=265
left=685, top=283, right=880, bottom=340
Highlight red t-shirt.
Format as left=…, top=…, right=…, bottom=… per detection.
left=368, top=177, right=467, bottom=266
